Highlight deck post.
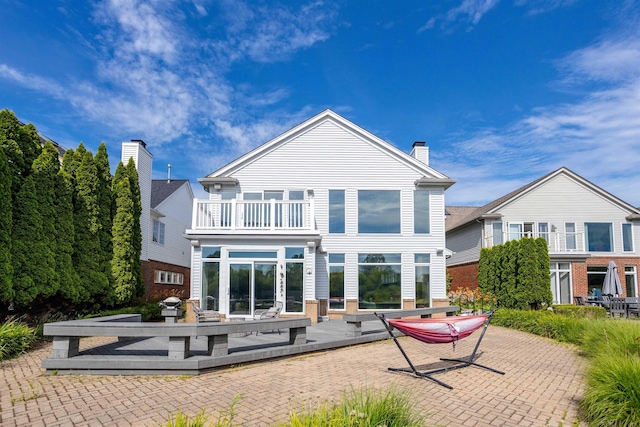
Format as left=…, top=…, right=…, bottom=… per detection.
left=208, top=334, right=229, bottom=356
left=289, top=326, right=307, bottom=345
left=51, top=336, right=80, bottom=359
left=168, top=336, right=190, bottom=359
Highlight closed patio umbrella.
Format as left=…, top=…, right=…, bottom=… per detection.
left=602, top=260, right=623, bottom=296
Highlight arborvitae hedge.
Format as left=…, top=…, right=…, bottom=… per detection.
left=478, top=237, right=552, bottom=310
left=0, top=147, right=13, bottom=302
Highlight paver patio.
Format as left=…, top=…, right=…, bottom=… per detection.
left=0, top=324, right=586, bottom=426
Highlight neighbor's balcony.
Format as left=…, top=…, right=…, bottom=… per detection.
left=483, top=231, right=586, bottom=253
left=191, top=199, right=315, bottom=232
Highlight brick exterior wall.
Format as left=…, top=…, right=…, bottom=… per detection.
left=448, top=257, right=640, bottom=299
left=141, top=260, right=191, bottom=302
left=447, top=261, right=479, bottom=292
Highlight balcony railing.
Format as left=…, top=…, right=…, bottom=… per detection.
left=192, top=199, right=315, bottom=231
left=483, top=231, right=586, bottom=253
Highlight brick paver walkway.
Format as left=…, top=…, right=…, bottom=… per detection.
left=0, top=326, right=586, bottom=426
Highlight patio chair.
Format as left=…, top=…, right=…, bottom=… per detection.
left=573, top=296, right=586, bottom=306
left=608, top=297, right=627, bottom=318
left=253, top=301, right=283, bottom=335
left=626, top=297, right=640, bottom=318
left=191, top=301, right=221, bottom=323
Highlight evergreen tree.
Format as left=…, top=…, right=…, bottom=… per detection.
left=11, top=175, right=51, bottom=306
left=18, top=122, right=42, bottom=174
left=72, top=149, right=108, bottom=304
left=125, top=158, right=144, bottom=297
left=0, top=109, right=27, bottom=195
left=111, top=173, right=137, bottom=303
left=56, top=168, right=81, bottom=303
left=0, top=147, right=13, bottom=303
left=95, top=143, right=114, bottom=299
left=31, top=142, right=61, bottom=298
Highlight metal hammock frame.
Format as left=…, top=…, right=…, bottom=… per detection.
left=376, top=311, right=505, bottom=389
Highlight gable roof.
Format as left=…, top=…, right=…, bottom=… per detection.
left=151, top=179, right=190, bottom=209
left=200, top=109, right=455, bottom=189
left=446, top=167, right=640, bottom=232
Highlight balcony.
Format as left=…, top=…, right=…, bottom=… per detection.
left=191, top=199, right=316, bottom=232
left=483, top=231, right=586, bottom=253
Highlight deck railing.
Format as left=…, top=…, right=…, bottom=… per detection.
left=483, top=231, right=586, bottom=253
left=192, top=199, right=314, bottom=231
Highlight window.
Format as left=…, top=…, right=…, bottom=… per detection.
left=508, top=223, right=522, bottom=241
left=285, top=248, right=304, bottom=313
left=155, top=270, right=184, bottom=285
left=622, top=223, right=634, bottom=252
left=329, top=254, right=345, bottom=310
left=288, top=191, right=305, bottom=228
left=413, top=191, right=430, bottom=234
left=358, top=253, right=401, bottom=310
left=201, top=248, right=220, bottom=310
left=587, top=266, right=608, bottom=296
left=565, top=223, right=576, bottom=250
left=415, top=254, right=430, bottom=308
left=358, top=190, right=400, bottom=234
left=492, top=222, right=503, bottom=245
left=550, top=262, right=571, bottom=304
left=538, top=223, right=549, bottom=244
left=152, top=219, right=165, bottom=244
left=625, top=266, right=637, bottom=297
left=329, top=190, right=345, bottom=233
left=585, top=222, right=613, bottom=252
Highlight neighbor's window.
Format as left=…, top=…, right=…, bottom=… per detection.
left=622, top=223, right=634, bottom=252
left=492, top=222, right=503, bottom=246
left=415, top=254, right=430, bottom=308
left=414, top=191, right=430, bottom=234
left=155, top=270, right=184, bottom=285
left=153, top=219, right=165, bottom=244
left=538, top=223, right=549, bottom=244
left=587, top=266, right=607, bottom=295
left=565, top=223, right=577, bottom=250
left=358, top=190, right=400, bottom=234
left=625, top=266, right=637, bottom=298
left=329, top=190, right=345, bottom=234
left=585, top=222, right=613, bottom=252
left=358, top=253, right=401, bottom=310
left=329, top=254, right=345, bottom=310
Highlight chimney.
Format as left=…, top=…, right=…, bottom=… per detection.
left=410, top=141, right=429, bottom=165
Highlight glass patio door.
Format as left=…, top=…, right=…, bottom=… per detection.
left=228, top=262, right=277, bottom=316
left=551, top=262, right=572, bottom=304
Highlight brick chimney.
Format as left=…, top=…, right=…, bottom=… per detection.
left=410, top=141, right=429, bottom=165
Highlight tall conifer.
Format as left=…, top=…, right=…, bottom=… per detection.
left=0, top=147, right=13, bottom=303
left=111, top=173, right=137, bottom=303
left=125, top=158, right=144, bottom=297
left=95, top=143, right=114, bottom=299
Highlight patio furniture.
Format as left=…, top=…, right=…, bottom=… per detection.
left=608, top=297, right=627, bottom=318
left=376, top=310, right=505, bottom=389
left=626, top=297, right=640, bottom=318
left=573, top=296, right=586, bottom=306
left=253, top=301, right=283, bottom=335
left=191, top=302, right=221, bottom=323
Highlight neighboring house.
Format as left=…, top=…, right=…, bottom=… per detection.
left=446, top=167, right=640, bottom=304
left=184, top=110, right=455, bottom=322
left=122, top=140, right=194, bottom=299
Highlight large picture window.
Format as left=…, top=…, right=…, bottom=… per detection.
left=329, top=190, right=345, bottom=233
left=415, top=254, right=430, bottom=308
left=358, top=190, right=400, bottom=234
left=358, top=253, right=401, bottom=310
left=585, top=222, right=613, bottom=252
left=413, top=191, right=430, bottom=234
left=587, top=266, right=607, bottom=296
left=329, top=254, right=345, bottom=310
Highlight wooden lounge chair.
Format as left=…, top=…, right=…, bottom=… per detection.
left=191, top=301, right=221, bottom=323
left=608, top=297, right=627, bottom=318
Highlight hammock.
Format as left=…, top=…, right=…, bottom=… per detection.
left=376, top=311, right=505, bottom=389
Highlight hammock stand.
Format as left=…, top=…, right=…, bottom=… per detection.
left=376, top=311, right=505, bottom=389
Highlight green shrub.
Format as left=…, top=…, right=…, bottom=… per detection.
left=581, top=353, right=640, bottom=427
left=274, top=385, right=427, bottom=427
left=0, top=318, right=37, bottom=360
left=79, top=303, right=163, bottom=322
left=491, top=308, right=586, bottom=344
left=580, top=320, right=640, bottom=359
left=551, top=304, right=607, bottom=319
left=159, top=395, right=240, bottom=427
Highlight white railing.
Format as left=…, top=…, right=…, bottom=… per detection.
left=483, top=231, right=586, bottom=253
left=192, top=199, right=314, bottom=231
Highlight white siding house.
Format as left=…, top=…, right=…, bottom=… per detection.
left=446, top=167, right=640, bottom=304
left=185, top=110, right=455, bottom=322
left=122, top=141, right=194, bottom=299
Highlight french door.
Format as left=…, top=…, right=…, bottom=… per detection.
left=228, top=262, right=276, bottom=316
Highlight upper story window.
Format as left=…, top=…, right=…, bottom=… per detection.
left=329, top=190, right=345, bottom=234
left=622, top=223, right=634, bottom=252
left=492, top=222, right=503, bottom=245
left=565, top=223, right=577, bottom=250
left=358, top=190, right=400, bottom=234
left=538, top=223, right=549, bottom=243
left=289, top=190, right=304, bottom=200
left=585, top=222, right=613, bottom=252
left=413, top=191, right=430, bottom=234
left=152, top=219, right=165, bottom=245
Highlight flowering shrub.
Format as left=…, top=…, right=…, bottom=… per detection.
left=448, top=287, right=498, bottom=313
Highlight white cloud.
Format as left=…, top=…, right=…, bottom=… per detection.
left=446, top=0, right=501, bottom=25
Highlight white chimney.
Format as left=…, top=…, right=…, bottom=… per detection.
left=410, top=141, right=429, bottom=165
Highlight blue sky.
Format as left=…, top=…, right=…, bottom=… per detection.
left=1, top=0, right=638, bottom=206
